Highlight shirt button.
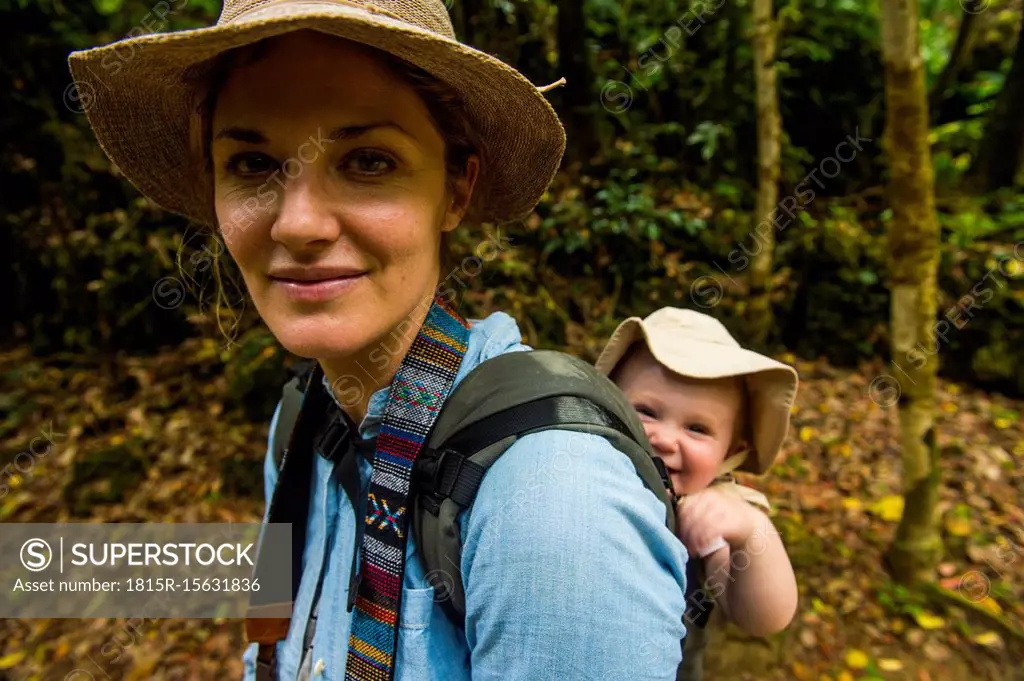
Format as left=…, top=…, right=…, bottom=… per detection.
left=313, top=658, right=325, bottom=676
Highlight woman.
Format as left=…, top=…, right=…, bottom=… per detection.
left=69, top=2, right=689, bottom=679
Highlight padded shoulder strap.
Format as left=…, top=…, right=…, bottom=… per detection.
left=425, top=350, right=674, bottom=511
left=412, top=349, right=677, bottom=627
left=426, top=350, right=644, bottom=443
left=246, top=360, right=321, bottom=679
left=272, top=360, right=315, bottom=469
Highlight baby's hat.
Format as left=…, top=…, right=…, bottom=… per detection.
left=595, top=307, right=798, bottom=475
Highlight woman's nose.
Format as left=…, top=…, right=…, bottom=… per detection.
left=270, top=175, right=343, bottom=250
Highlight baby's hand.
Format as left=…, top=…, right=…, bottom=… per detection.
left=675, top=488, right=758, bottom=557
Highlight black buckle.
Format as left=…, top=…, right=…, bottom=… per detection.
left=651, top=456, right=677, bottom=503
left=434, top=448, right=465, bottom=498
left=415, top=447, right=463, bottom=516
left=315, top=405, right=350, bottom=463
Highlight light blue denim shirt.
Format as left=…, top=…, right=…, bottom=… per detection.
left=242, top=311, right=689, bottom=680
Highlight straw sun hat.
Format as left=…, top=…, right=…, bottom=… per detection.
left=595, top=307, right=799, bottom=475
left=67, top=0, right=567, bottom=227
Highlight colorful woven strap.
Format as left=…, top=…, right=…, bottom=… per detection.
left=345, top=296, right=470, bottom=681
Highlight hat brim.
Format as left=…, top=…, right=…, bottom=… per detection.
left=67, top=2, right=566, bottom=226
left=595, top=316, right=798, bottom=475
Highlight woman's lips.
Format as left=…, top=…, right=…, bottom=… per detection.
left=272, top=273, right=366, bottom=303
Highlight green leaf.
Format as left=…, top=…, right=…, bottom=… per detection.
left=857, top=270, right=878, bottom=285
left=93, top=0, right=125, bottom=14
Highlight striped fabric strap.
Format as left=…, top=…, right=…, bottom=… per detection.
left=345, top=296, right=470, bottom=681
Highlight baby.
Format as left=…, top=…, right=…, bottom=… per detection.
left=596, top=307, right=798, bottom=639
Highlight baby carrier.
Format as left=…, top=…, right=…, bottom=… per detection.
left=246, top=349, right=718, bottom=680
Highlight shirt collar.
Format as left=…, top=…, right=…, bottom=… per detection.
left=321, top=310, right=528, bottom=439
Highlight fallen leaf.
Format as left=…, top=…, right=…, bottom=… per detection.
left=837, top=672, right=854, bottom=681
left=812, top=598, right=835, bottom=615
left=800, top=426, right=815, bottom=442
left=938, top=576, right=961, bottom=590
left=975, top=595, right=1003, bottom=616
left=792, top=661, right=813, bottom=681
left=0, top=651, right=26, bottom=669
left=868, top=495, right=904, bottom=522
left=945, top=515, right=972, bottom=537
left=972, top=631, right=1004, bottom=649
left=845, top=649, right=869, bottom=669
left=923, top=639, right=950, bottom=661
left=878, top=658, right=904, bottom=671
left=913, top=611, right=946, bottom=630
left=842, top=498, right=862, bottom=511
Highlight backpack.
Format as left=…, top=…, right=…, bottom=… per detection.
left=246, top=349, right=713, bottom=680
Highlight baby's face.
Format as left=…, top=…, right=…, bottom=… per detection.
left=613, top=347, right=743, bottom=496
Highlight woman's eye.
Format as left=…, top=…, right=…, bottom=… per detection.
left=343, top=149, right=397, bottom=177
left=225, top=152, right=277, bottom=176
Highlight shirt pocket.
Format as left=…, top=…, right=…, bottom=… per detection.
left=395, top=585, right=438, bottom=681
left=399, top=585, right=436, bottom=630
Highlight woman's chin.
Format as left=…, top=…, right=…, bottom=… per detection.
left=268, top=319, right=365, bottom=360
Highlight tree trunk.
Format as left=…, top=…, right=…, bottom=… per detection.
left=928, top=9, right=978, bottom=118
left=557, top=0, right=594, bottom=165
left=747, top=0, right=780, bottom=350
left=880, top=0, right=944, bottom=585
left=969, top=17, right=1024, bottom=191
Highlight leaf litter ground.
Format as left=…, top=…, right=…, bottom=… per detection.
left=0, top=343, right=1022, bottom=681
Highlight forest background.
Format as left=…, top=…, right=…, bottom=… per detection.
left=1, top=0, right=1024, bottom=679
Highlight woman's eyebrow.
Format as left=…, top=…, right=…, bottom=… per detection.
left=212, top=122, right=411, bottom=144
left=327, top=121, right=408, bottom=141
left=213, top=127, right=267, bottom=143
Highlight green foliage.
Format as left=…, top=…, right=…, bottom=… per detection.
left=877, top=580, right=931, bottom=619
left=2, top=0, right=1023, bottom=397
left=687, top=121, right=729, bottom=162
left=1, top=0, right=221, bottom=353
left=93, top=0, right=125, bottom=16
left=224, top=328, right=289, bottom=422
left=517, top=168, right=1023, bottom=390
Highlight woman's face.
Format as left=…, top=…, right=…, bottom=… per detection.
left=211, top=31, right=473, bottom=361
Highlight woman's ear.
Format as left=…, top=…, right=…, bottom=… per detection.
left=442, top=155, right=480, bottom=233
